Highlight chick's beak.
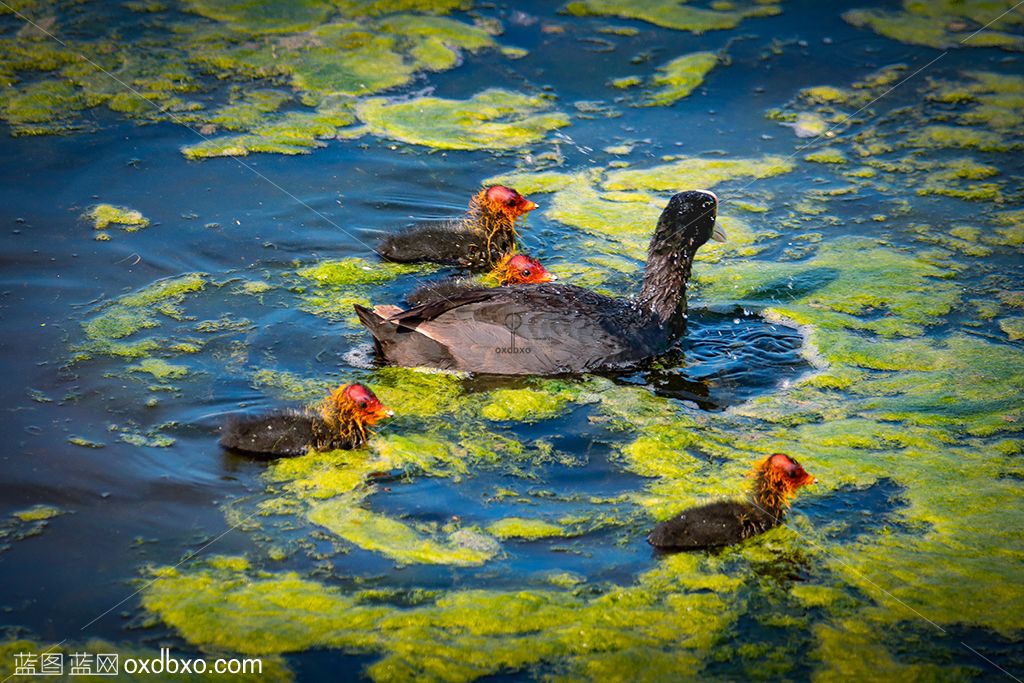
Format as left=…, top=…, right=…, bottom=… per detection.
left=521, top=200, right=538, bottom=212
left=805, top=474, right=816, bottom=485
left=711, top=222, right=727, bottom=243
left=368, top=404, right=393, bottom=421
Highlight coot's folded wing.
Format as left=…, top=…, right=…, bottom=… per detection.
left=386, top=285, right=648, bottom=374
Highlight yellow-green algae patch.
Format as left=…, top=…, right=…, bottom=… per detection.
left=12, top=504, right=63, bottom=522
left=843, top=0, right=1024, bottom=51
left=356, top=89, right=571, bottom=151
left=1, top=6, right=521, bottom=156
left=129, top=358, right=189, bottom=380
left=906, top=124, right=1012, bottom=152
left=603, top=155, right=793, bottom=191
left=143, top=551, right=744, bottom=678
left=293, top=256, right=429, bottom=324
left=804, top=148, right=847, bottom=164
left=1000, top=317, right=1024, bottom=341
left=562, top=0, right=781, bottom=33
left=643, top=51, right=718, bottom=106
left=308, top=499, right=500, bottom=566
left=487, top=517, right=565, bottom=540
left=183, top=104, right=356, bottom=159
left=477, top=381, right=582, bottom=422
left=697, top=237, right=959, bottom=337
left=75, top=273, right=207, bottom=361
left=87, top=204, right=150, bottom=230
left=183, top=0, right=334, bottom=34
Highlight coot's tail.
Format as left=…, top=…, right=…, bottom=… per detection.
left=354, top=303, right=457, bottom=369
left=219, top=412, right=317, bottom=458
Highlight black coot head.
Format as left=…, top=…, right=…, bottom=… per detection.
left=656, top=190, right=725, bottom=251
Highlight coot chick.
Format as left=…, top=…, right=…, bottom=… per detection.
left=355, top=190, right=724, bottom=375
left=406, top=253, right=555, bottom=307
left=648, top=453, right=815, bottom=551
left=220, top=384, right=392, bottom=457
left=377, top=185, right=538, bottom=269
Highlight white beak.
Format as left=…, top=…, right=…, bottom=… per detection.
left=712, top=223, right=727, bottom=242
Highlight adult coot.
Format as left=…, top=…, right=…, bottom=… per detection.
left=355, top=190, right=723, bottom=375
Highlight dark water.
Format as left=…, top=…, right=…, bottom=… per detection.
left=1, top=0, right=1022, bottom=679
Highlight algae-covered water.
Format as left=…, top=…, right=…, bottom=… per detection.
left=1, top=0, right=1023, bottom=680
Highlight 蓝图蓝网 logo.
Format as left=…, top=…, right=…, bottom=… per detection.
left=12, top=651, right=118, bottom=677
left=11, top=648, right=262, bottom=676
left=495, top=311, right=531, bottom=355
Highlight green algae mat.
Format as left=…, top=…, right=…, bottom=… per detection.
left=1, top=0, right=1023, bottom=681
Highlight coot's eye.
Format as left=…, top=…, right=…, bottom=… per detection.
left=506, top=198, right=518, bottom=206
left=787, top=470, right=798, bottom=478
left=359, top=400, right=368, bottom=409
left=521, top=269, right=531, bottom=278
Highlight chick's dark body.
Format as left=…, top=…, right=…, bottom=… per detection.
left=377, top=218, right=516, bottom=271
left=219, top=412, right=361, bottom=457
left=647, top=500, right=780, bottom=550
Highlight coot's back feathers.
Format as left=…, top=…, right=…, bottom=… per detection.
left=358, top=283, right=664, bottom=374
left=405, top=278, right=486, bottom=308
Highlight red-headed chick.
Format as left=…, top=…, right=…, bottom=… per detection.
left=220, top=383, right=392, bottom=458
left=378, top=185, right=538, bottom=269
left=405, top=252, right=555, bottom=308
left=648, top=453, right=815, bottom=551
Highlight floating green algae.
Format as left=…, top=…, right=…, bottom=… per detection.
left=906, top=125, right=1011, bottom=152
left=804, top=148, right=847, bottom=164
left=291, top=256, right=429, bottom=324
left=183, top=105, right=357, bottom=158
left=75, top=273, right=207, bottom=362
left=333, top=0, right=471, bottom=16
left=697, top=237, right=960, bottom=337
left=141, top=560, right=384, bottom=655
left=143, top=550, right=745, bottom=678
left=308, top=499, right=500, bottom=566
left=0, top=504, right=64, bottom=553
left=129, top=358, right=190, bottom=380
left=843, top=0, right=1024, bottom=51
left=0, top=4, right=522, bottom=157
left=205, top=88, right=292, bottom=131
left=12, top=504, right=63, bottom=522
left=562, top=0, right=781, bottom=33
left=487, top=517, right=565, bottom=540
left=86, top=203, right=150, bottom=230
left=642, top=51, right=718, bottom=106
left=1000, top=317, right=1024, bottom=341
left=356, top=89, right=571, bottom=150
left=183, top=0, right=334, bottom=34
left=69, top=436, right=106, bottom=448
left=477, top=381, right=582, bottom=422
left=297, top=257, right=424, bottom=287
left=603, top=155, right=793, bottom=191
